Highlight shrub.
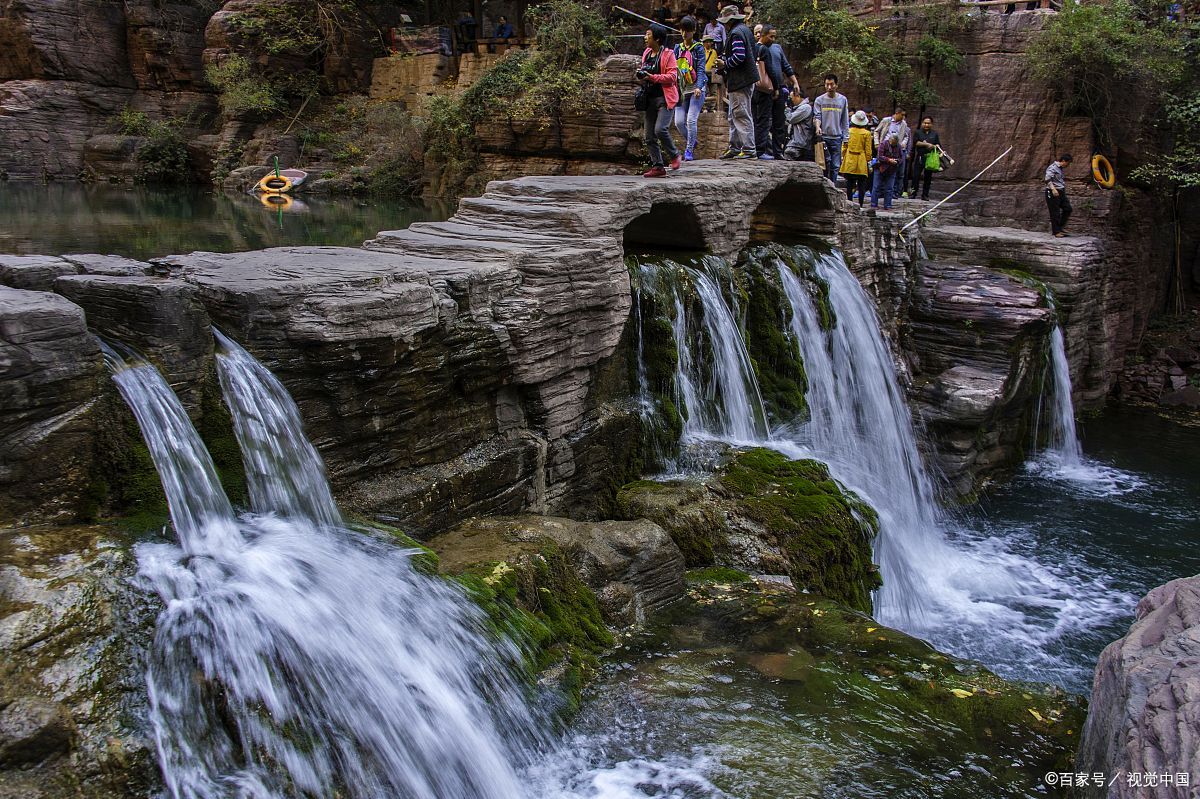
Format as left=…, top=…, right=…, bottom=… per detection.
left=206, top=55, right=286, bottom=118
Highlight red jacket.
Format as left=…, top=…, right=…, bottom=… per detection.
left=640, top=46, right=679, bottom=109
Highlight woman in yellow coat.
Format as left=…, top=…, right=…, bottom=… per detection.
left=839, top=109, right=873, bottom=206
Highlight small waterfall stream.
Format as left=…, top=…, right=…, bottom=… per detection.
left=106, top=343, right=542, bottom=799
left=1042, top=324, right=1084, bottom=465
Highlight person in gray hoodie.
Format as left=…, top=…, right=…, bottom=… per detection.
left=783, top=90, right=814, bottom=162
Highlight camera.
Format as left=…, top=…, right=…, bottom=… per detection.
left=636, top=68, right=649, bottom=78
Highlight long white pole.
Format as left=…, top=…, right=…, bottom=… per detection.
left=613, top=4, right=682, bottom=33
left=900, top=145, right=1014, bottom=233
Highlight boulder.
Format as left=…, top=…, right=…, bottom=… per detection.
left=0, top=286, right=102, bottom=523
left=0, top=525, right=159, bottom=797
left=906, top=259, right=1053, bottom=494
left=430, top=515, right=686, bottom=626
left=1077, top=576, right=1200, bottom=798
left=1161, top=385, right=1200, bottom=409
left=618, top=448, right=881, bottom=614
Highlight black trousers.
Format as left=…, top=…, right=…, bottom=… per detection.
left=769, top=94, right=787, bottom=157
left=1045, top=188, right=1072, bottom=234
left=912, top=158, right=934, bottom=199
left=752, top=91, right=773, bottom=156
left=845, top=174, right=868, bottom=205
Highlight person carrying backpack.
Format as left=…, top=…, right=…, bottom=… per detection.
left=673, top=16, right=708, bottom=161
left=783, top=90, right=814, bottom=162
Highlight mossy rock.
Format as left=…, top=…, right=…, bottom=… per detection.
left=740, top=259, right=809, bottom=425
left=619, top=448, right=881, bottom=614
left=425, top=523, right=615, bottom=715
left=629, top=579, right=1087, bottom=790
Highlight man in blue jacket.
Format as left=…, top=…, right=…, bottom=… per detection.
left=715, top=4, right=757, bottom=159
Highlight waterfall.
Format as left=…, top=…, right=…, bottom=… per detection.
left=214, top=330, right=342, bottom=527
left=776, top=256, right=940, bottom=624
left=634, top=243, right=1132, bottom=683
left=105, top=344, right=540, bottom=799
left=1042, top=325, right=1083, bottom=466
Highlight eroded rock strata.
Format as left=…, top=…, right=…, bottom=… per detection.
left=1078, top=576, right=1200, bottom=799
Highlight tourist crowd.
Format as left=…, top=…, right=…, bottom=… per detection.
left=636, top=3, right=1074, bottom=235
left=635, top=3, right=952, bottom=208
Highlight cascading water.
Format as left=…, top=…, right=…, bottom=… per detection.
left=213, top=330, right=341, bottom=527
left=106, top=343, right=543, bottom=799
left=1040, top=324, right=1084, bottom=466
left=637, top=244, right=1131, bottom=687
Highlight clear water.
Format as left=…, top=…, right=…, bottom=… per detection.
left=0, top=183, right=447, bottom=260
left=106, top=344, right=543, bottom=799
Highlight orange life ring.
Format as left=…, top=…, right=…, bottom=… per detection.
left=259, top=192, right=293, bottom=210
left=257, top=173, right=294, bottom=194
left=1091, top=154, right=1115, bottom=189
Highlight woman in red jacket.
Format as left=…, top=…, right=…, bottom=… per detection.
left=638, top=25, right=682, bottom=177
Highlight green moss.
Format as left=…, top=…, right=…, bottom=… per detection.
left=741, top=261, right=809, bottom=425
left=84, top=390, right=169, bottom=530
left=346, top=516, right=440, bottom=575
left=718, top=448, right=881, bottom=613
left=446, top=543, right=613, bottom=714
left=196, top=369, right=248, bottom=508
left=991, top=260, right=1051, bottom=306
left=616, top=479, right=719, bottom=565
left=686, top=566, right=753, bottom=584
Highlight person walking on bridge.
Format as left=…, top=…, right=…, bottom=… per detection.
left=814, top=74, right=849, bottom=183
left=1044, top=153, right=1073, bottom=237
left=715, top=4, right=757, bottom=159
left=673, top=16, right=708, bottom=161
left=638, top=25, right=682, bottom=178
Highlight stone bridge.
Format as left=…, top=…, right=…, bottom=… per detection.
left=0, top=162, right=845, bottom=528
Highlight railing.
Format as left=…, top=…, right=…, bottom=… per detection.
left=852, top=0, right=1059, bottom=16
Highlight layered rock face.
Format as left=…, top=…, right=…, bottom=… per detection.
left=1077, top=576, right=1200, bottom=799
left=0, top=0, right=214, bottom=179
left=0, top=162, right=843, bottom=529
left=905, top=258, right=1053, bottom=494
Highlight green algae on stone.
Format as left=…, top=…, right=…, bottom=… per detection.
left=740, top=256, right=809, bottom=425
left=426, top=527, right=614, bottom=715
left=686, top=566, right=754, bottom=584
left=595, top=579, right=1087, bottom=796
left=619, top=448, right=881, bottom=614
left=717, top=449, right=881, bottom=613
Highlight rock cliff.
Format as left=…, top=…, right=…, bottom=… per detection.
left=1077, top=575, right=1200, bottom=799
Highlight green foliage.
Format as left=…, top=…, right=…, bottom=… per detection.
left=116, top=108, right=192, bottom=184
left=1130, top=92, right=1200, bottom=191
left=206, top=55, right=286, bottom=117
left=1026, top=0, right=1189, bottom=144
left=757, top=0, right=966, bottom=110
left=422, top=0, right=611, bottom=197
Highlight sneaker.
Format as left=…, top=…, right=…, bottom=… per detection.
left=758, top=153, right=775, bottom=160
left=901, top=191, right=910, bottom=198
left=734, top=151, right=755, bottom=159
left=684, top=148, right=694, bottom=161
left=1053, top=232, right=1066, bottom=238
left=669, top=154, right=682, bottom=170
left=718, top=148, right=739, bottom=160
left=642, top=166, right=667, bottom=178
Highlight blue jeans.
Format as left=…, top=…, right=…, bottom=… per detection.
left=890, top=155, right=907, bottom=197
left=674, top=87, right=705, bottom=152
left=822, top=136, right=842, bottom=182
left=871, top=168, right=894, bottom=208
left=644, top=97, right=678, bottom=167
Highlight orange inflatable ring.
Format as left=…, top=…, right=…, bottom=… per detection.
left=259, top=192, right=293, bottom=210
left=257, top=173, right=294, bottom=194
left=1091, top=154, right=1115, bottom=189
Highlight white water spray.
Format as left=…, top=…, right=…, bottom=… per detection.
left=106, top=343, right=542, bottom=799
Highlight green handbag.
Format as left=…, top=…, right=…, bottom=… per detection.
left=925, top=148, right=942, bottom=171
